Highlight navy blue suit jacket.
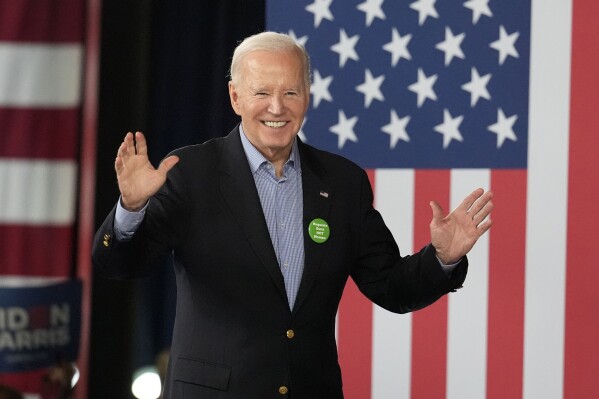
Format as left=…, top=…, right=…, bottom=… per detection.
left=92, top=126, right=467, bottom=398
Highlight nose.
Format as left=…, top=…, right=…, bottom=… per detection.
left=268, top=94, right=284, bottom=115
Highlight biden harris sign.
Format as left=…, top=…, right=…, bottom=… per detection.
left=0, top=279, right=81, bottom=372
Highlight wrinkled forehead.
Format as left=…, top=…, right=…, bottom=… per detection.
left=238, top=48, right=309, bottom=88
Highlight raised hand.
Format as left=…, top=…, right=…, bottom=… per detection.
left=114, top=131, right=179, bottom=211
left=429, top=188, right=494, bottom=265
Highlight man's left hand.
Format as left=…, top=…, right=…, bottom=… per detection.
left=429, top=188, right=494, bottom=265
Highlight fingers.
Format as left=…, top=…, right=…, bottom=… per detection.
left=124, top=131, right=136, bottom=155
left=116, top=132, right=133, bottom=163
left=115, top=137, right=129, bottom=175
left=114, top=154, right=123, bottom=174
left=472, top=198, right=494, bottom=227
left=158, top=155, right=180, bottom=175
left=134, top=131, right=148, bottom=156
left=456, top=187, right=485, bottom=212
left=115, top=131, right=148, bottom=170
left=455, top=188, right=493, bottom=221
left=117, top=131, right=147, bottom=157
left=467, top=190, right=493, bottom=228
left=429, top=200, right=445, bottom=225
left=476, top=217, right=493, bottom=235
left=469, top=189, right=493, bottom=212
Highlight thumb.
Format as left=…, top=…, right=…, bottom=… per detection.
left=429, top=200, right=444, bottom=225
left=158, top=155, right=180, bottom=175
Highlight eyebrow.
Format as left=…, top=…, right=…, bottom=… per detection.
left=249, top=86, right=303, bottom=93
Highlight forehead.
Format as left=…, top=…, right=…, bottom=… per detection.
left=240, top=50, right=305, bottom=86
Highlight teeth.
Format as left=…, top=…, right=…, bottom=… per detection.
left=264, top=121, right=286, bottom=128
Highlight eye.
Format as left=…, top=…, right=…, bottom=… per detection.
left=285, top=91, right=299, bottom=96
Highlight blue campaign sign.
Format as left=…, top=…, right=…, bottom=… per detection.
left=0, top=279, right=82, bottom=372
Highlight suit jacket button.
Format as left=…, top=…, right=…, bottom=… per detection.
left=286, top=329, right=295, bottom=339
left=278, top=386, right=288, bottom=395
left=102, top=234, right=111, bottom=247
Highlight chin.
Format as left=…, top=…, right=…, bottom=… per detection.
left=263, top=130, right=295, bottom=142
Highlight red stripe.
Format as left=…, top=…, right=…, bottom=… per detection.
left=486, top=170, right=526, bottom=399
left=338, top=279, right=374, bottom=398
left=564, top=0, right=599, bottom=397
left=0, top=108, right=80, bottom=159
left=0, top=370, right=47, bottom=395
left=0, top=0, right=84, bottom=42
left=74, top=0, right=102, bottom=397
left=0, top=225, right=73, bottom=277
left=338, top=169, right=375, bottom=399
left=410, top=170, right=450, bottom=399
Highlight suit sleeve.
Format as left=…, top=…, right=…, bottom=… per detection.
left=91, top=157, right=191, bottom=280
left=350, top=169, right=468, bottom=314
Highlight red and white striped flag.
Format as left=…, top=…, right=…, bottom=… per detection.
left=268, top=0, right=599, bottom=398
left=0, top=0, right=87, bottom=396
left=0, top=0, right=83, bottom=276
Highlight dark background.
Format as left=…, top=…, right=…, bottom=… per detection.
left=91, top=1, right=264, bottom=397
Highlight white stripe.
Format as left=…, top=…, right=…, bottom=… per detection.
left=446, top=170, right=490, bottom=399
left=523, top=0, right=571, bottom=397
left=371, top=169, right=414, bottom=399
left=0, top=43, right=82, bottom=107
left=0, top=159, right=77, bottom=225
left=0, top=276, right=66, bottom=288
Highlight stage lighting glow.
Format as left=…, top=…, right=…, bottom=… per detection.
left=131, top=366, right=161, bottom=399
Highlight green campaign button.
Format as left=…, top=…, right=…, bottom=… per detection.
left=308, top=218, right=330, bottom=243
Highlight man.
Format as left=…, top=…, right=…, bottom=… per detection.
left=93, top=32, right=493, bottom=398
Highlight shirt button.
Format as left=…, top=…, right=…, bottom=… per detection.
left=286, top=329, right=295, bottom=339
left=279, top=386, right=289, bottom=395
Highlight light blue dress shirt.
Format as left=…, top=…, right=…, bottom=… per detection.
left=238, top=126, right=304, bottom=310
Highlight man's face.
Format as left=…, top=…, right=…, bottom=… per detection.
left=229, top=49, right=310, bottom=163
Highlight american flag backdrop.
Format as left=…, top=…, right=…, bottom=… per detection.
left=268, top=1, right=599, bottom=399
left=0, top=1, right=97, bottom=397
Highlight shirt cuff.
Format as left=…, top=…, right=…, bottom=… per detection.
left=436, top=256, right=460, bottom=275
left=114, top=197, right=148, bottom=241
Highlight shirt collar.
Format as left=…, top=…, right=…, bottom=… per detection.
left=239, top=124, right=301, bottom=174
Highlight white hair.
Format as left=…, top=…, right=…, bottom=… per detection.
left=229, top=31, right=311, bottom=89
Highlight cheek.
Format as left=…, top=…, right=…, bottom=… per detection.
left=294, top=104, right=309, bottom=119
left=243, top=102, right=263, bottom=118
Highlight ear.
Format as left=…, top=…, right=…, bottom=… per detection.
left=228, top=81, right=241, bottom=116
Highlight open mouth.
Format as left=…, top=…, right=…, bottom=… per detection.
left=263, top=121, right=287, bottom=128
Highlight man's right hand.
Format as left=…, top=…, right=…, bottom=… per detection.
left=114, top=131, right=179, bottom=211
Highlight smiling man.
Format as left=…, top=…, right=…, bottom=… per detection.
left=93, top=32, right=493, bottom=399
left=228, top=43, right=310, bottom=177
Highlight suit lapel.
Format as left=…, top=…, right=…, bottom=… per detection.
left=293, top=142, right=332, bottom=315
left=218, top=128, right=288, bottom=305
